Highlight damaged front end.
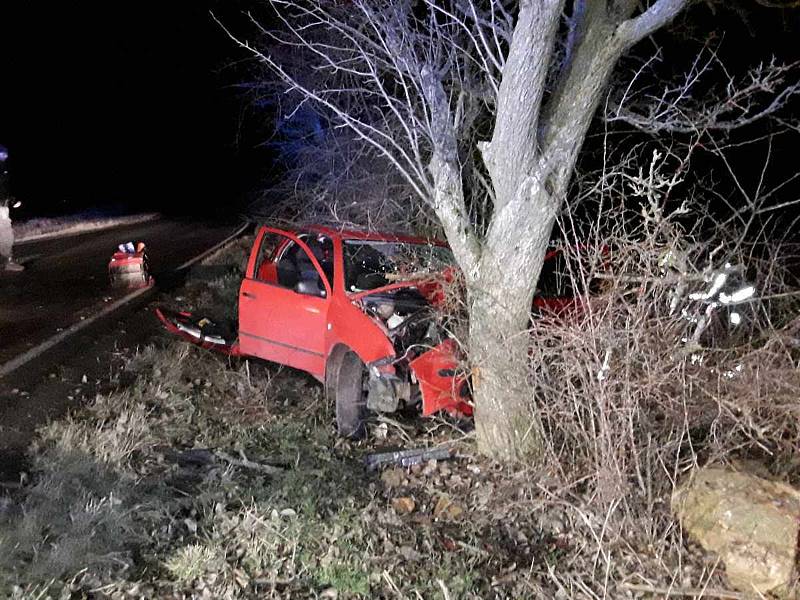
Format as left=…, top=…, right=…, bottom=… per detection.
left=355, top=284, right=472, bottom=418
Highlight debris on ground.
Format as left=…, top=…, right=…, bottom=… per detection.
left=364, top=446, right=453, bottom=471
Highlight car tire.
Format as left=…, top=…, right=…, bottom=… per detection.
left=334, top=350, right=367, bottom=439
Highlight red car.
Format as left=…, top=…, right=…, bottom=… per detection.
left=158, top=225, right=586, bottom=437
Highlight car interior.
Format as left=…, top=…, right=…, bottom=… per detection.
left=275, top=235, right=334, bottom=294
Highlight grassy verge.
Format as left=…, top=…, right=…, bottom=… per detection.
left=2, top=342, right=552, bottom=598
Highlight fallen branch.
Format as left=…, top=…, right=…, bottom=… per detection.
left=159, top=446, right=287, bottom=475
left=215, top=450, right=286, bottom=475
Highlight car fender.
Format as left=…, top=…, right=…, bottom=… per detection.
left=409, top=339, right=472, bottom=417
left=324, top=297, right=395, bottom=375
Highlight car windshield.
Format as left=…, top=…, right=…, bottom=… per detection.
left=343, top=240, right=454, bottom=292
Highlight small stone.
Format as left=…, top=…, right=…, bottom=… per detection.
left=392, top=496, right=416, bottom=514
left=398, top=545, right=423, bottom=561
left=374, top=422, right=388, bottom=439
left=421, top=460, right=438, bottom=476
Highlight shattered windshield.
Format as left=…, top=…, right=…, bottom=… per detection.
left=343, top=240, right=454, bottom=292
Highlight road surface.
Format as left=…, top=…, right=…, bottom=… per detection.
left=0, top=218, right=239, bottom=366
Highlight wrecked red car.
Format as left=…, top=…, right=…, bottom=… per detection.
left=158, top=225, right=586, bottom=438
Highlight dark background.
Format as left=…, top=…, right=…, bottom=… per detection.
left=0, top=0, right=272, bottom=220
left=0, top=1, right=797, bottom=223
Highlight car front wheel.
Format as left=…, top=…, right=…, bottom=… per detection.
left=333, top=350, right=367, bottom=439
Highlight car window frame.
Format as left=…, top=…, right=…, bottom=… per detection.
left=248, top=227, right=333, bottom=298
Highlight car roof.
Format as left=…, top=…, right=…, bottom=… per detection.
left=300, top=224, right=448, bottom=247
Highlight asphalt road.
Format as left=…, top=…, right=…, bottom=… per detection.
left=0, top=218, right=238, bottom=366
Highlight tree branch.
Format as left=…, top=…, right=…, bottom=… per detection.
left=616, top=0, right=691, bottom=46
left=481, top=0, right=565, bottom=209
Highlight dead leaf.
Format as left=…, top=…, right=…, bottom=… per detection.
left=433, top=495, right=463, bottom=520
left=381, top=468, right=404, bottom=488
left=441, top=536, right=457, bottom=552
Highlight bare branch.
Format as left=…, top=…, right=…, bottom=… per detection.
left=616, top=0, right=692, bottom=46
left=610, top=49, right=800, bottom=133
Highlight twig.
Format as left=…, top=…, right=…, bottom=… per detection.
left=376, top=414, right=415, bottom=444
left=456, top=540, right=489, bottom=557
left=622, top=582, right=751, bottom=599
left=215, top=450, right=286, bottom=475
left=436, top=579, right=453, bottom=600
left=382, top=570, right=404, bottom=598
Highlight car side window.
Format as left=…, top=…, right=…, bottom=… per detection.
left=280, top=234, right=333, bottom=290
left=275, top=241, right=307, bottom=289
left=303, top=235, right=334, bottom=289
left=253, top=232, right=283, bottom=284
left=253, top=231, right=332, bottom=297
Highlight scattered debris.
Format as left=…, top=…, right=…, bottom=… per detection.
left=364, top=447, right=453, bottom=472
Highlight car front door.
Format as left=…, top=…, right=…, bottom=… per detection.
left=239, top=228, right=332, bottom=378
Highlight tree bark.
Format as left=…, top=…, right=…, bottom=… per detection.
left=469, top=183, right=557, bottom=461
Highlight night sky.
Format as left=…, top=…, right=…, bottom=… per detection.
left=0, top=1, right=268, bottom=219
left=0, top=2, right=797, bottom=224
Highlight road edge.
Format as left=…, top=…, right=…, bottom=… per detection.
left=0, top=221, right=250, bottom=380
left=15, top=213, right=161, bottom=245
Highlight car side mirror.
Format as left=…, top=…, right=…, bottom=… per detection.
left=295, top=279, right=327, bottom=298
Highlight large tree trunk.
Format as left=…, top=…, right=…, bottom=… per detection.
left=469, top=186, right=557, bottom=461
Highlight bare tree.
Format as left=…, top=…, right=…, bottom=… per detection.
left=220, top=0, right=797, bottom=460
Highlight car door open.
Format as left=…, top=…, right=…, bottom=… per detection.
left=239, top=228, right=332, bottom=378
